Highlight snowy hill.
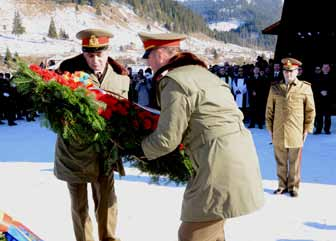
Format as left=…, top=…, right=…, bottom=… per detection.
left=0, top=0, right=272, bottom=65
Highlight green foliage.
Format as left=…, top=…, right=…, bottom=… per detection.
left=48, top=17, right=58, bottom=39
left=4, top=47, right=13, bottom=64
left=127, top=148, right=193, bottom=184
left=0, top=233, right=7, bottom=241
left=49, top=0, right=110, bottom=5
left=115, top=0, right=212, bottom=34
left=44, top=0, right=280, bottom=50
left=12, top=62, right=106, bottom=144
left=59, top=28, right=69, bottom=40
left=95, top=3, right=102, bottom=15
left=12, top=11, right=26, bottom=35
left=181, top=0, right=282, bottom=50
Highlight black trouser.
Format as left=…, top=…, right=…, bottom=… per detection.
left=315, top=113, right=331, bottom=132
left=315, top=97, right=331, bottom=132
left=3, top=98, right=17, bottom=125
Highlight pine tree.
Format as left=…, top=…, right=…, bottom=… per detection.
left=12, top=11, right=26, bottom=35
left=4, top=47, right=13, bottom=64
left=59, top=28, right=69, bottom=40
left=96, top=3, right=103, bottom=16
left=14, top=52, right=20, bottom=61
left=212, top=48, right=219, bottom=60
left=48, top=18, right=58, bottom=39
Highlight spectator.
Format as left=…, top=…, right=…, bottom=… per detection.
left=314, top=64, right=333, bottom=134
left=135, top=69, right=152, bottom=106
left=266, top=57, right=315, bottom=197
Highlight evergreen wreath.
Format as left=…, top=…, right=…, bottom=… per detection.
left=12, top=62, right=193, bottom=184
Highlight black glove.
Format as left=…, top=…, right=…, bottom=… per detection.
left=125, top=146, right=145, bottom=159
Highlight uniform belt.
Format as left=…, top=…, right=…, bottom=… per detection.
left=188, top=122, right=244, bottom=149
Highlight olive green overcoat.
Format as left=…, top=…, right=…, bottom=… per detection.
left=54, top=55, right=129, bottom=183
left=142, top=65, right=264, bottom=222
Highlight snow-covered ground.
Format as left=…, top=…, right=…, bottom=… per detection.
left=208, top=19, right=243, bottom=32
left=1, top=118, right=336, bottom=241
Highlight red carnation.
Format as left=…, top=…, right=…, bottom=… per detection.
left=101, top=107, right=113, bottom=119
left=143, top=118, right=152, bottom=130
left=132, top=120, right=139, bottom=129
left=118, top=106, right=128, bottom=116
left=29, top=64, right=42, bottom=74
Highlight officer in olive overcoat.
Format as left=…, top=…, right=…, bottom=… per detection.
left=54, top=28, right=129, bottom=241
left=138, top=32, right=264, bottom=241
left=266, top=57, right=315, bottom=197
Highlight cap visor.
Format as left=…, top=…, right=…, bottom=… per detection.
left=82, top=45, right=108, bottom=53
left=142, top=49, right=151, bottom=59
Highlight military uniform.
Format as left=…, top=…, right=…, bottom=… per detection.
left=266, top=58, right=315, bottom=197
left=54, top=29, right=129, bottom=241
left=139, top=32, right=264, bottom=241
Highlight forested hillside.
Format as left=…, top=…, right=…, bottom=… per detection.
left=180, top=0, right=283, bottom=50
left=45, top=0, right=279, bottom=50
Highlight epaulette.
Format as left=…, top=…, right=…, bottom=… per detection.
left=301, top=80, right=311, bottom=85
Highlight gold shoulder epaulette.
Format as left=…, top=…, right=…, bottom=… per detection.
left=302, top=80, right=311, bottom=85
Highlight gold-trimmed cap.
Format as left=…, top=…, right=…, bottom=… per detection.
left=76, top=28, right=113, bottom=52
left=281, top=57, right=302, bottom=70
left=138, top=32, right=186, bottom=58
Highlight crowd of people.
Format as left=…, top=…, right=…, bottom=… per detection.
left=0, top=72, right=38, bottom=126
left=124, top=57, right=335, bottom=135
left=1, top=58, right=335, bottom=135
left=209, top=59, right=335, bottom=134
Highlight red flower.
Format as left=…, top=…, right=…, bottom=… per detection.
left=29, top=64, right=42, bottom=74
left=143, top=118, right=152, bottom=130
left=91, top=89, right=105, bottom=101
left=152, top=115, right=159, bottom=129
left=132, top=120, right=139, bottom=129
left=117, top=105, right=128, bottom=116
left=101, top=95, right=119, bottom=106
left=101, top=107, right=113, bottom=119
left=137, top=111, right=148, bottom=120
left=179, top=144, right=185, bottom=151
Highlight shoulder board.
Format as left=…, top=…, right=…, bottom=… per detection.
left=302, top=80, right=311, bottom=85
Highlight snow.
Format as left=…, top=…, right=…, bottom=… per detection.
left=1, top=118, right=336, bottom=241
left=208, top=19, right=243, bottom=32
left=0, top=0, right=272, bottom=64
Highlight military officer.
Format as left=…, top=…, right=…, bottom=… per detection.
left=266, top=57, right=315, bottom=197
left=55, top=28, right=129, bottom=241
left=138, top=32, right=264, bottom=241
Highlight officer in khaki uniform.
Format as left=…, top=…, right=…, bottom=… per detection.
left=54, top=28, right=129, bottom=241
left=138, top=32, right=264, bottom=241
left=266, top=57, right=315, bottom=197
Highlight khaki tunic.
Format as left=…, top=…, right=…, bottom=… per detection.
left=142, top=65, right=264, bottom=222
left=266, top=79, right=316, bottom=148
left=54, top=58, right=129, bottom=183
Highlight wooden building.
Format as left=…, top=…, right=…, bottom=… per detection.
left=263, top=0, right=335, bottom=76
